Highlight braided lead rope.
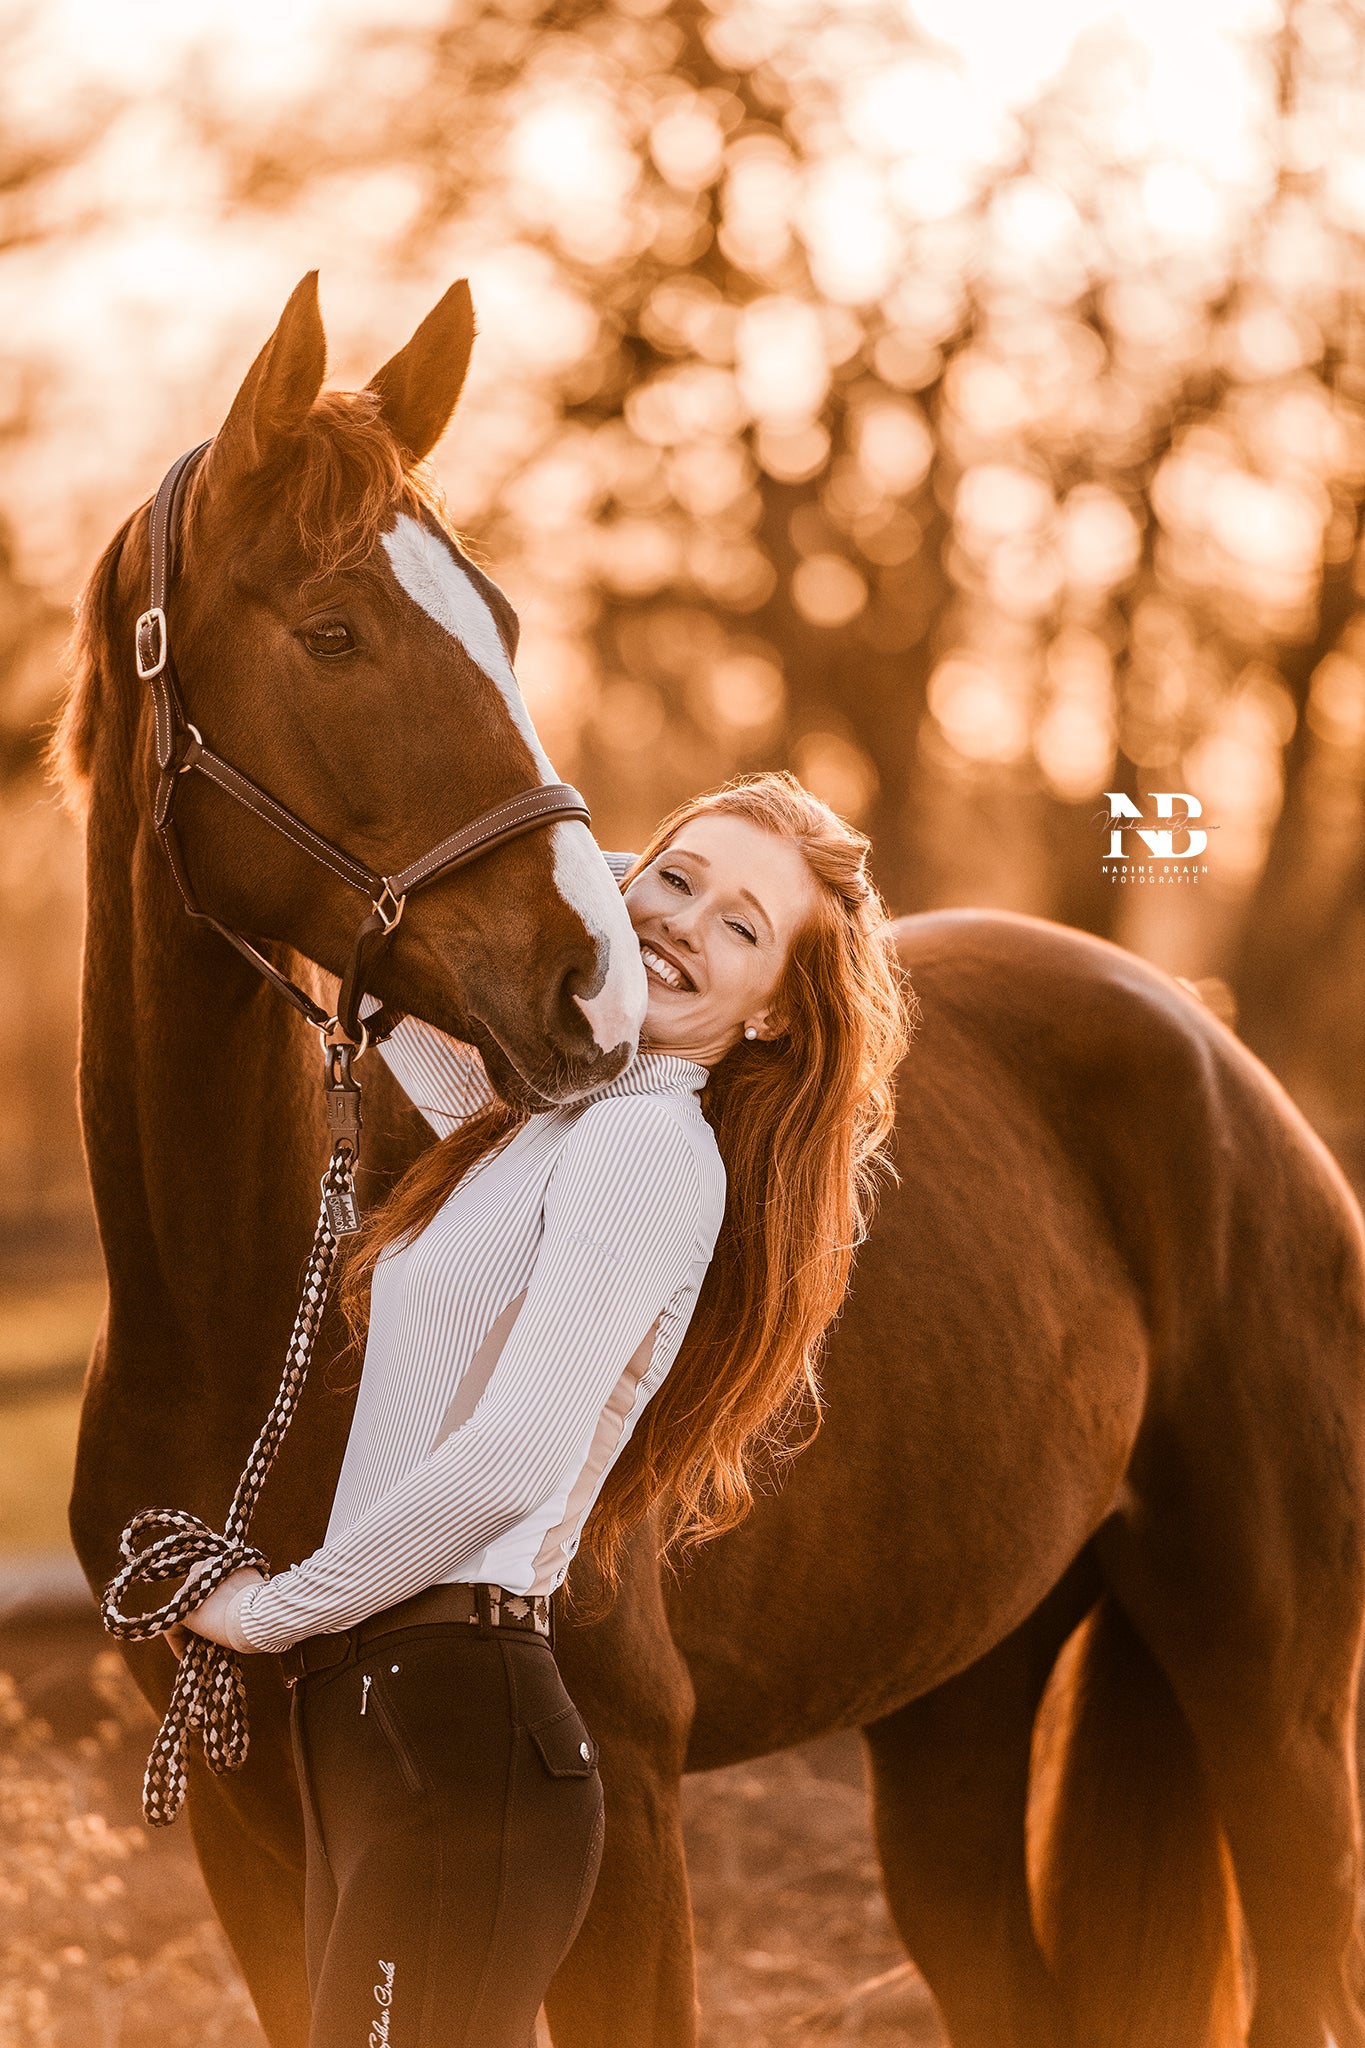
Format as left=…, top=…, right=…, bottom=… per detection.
left=101, top=1147, right=357, bottom=1827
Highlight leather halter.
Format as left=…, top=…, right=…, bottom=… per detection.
left=134, top=441, right=592, bottom=1061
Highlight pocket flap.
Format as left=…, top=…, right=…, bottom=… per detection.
left=527, top=1706, right=598, bottom=1777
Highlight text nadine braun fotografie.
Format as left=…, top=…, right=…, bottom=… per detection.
left=1094, top=788, right=1214, bottom=884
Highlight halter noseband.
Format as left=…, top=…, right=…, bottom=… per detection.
left=135, top=440, right=591, bottom=1068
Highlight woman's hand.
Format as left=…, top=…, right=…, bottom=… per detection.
left=171, top=1564, right=267, bottom=1656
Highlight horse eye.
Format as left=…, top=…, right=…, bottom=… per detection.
left=300, top=621, right=356, bottom=659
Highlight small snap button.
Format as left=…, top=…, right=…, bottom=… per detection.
left=391, top=1665, right=400, bottom=1674
left=579, top=1740, right=591, bottom=1761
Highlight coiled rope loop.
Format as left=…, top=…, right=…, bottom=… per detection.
left=101, top=1147, right=356, bottom=1827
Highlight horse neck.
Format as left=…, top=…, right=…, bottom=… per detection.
left=80, top=682, right=323, bottom=1415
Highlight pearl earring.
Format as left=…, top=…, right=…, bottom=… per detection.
left=744, top=1026, right=758, bottom=1040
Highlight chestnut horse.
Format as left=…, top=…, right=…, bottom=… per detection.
left=56, top=276, right=1365, bottom=2048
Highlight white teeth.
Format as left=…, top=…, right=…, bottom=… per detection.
left=640, top=943, right=686, bottom=991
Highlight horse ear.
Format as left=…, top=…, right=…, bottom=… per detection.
left=366, top=280, right=475, bottom=465
left=207, top=272, right=327, bottom=487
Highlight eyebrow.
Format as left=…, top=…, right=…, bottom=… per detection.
left=664, top=846, right=775, bottom=941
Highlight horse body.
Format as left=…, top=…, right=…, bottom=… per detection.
left=674, top=906, right=1240, bottom=1756
left=675, top=908, right=1151, bottom=1754
left=60, top=279, right=1365, bottom=2048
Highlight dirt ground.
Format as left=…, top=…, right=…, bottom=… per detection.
left=0, top=1608, right=945, bottom=2048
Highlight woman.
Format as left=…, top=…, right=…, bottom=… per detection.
left=180, top=769, right=911, bottom=2048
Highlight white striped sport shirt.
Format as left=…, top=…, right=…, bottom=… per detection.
left=237, top=863, right=725, bottom=1654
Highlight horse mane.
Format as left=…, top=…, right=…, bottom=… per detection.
left=48, top=390, right=451, bottom=812
left=49, top=514, right=134, bottom=813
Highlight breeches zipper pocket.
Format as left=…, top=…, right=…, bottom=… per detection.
left=368, top=1675, right=429, bottom=1795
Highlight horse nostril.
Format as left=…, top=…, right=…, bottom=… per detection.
left=561, top=953, right=603, bottom=1007
left=557, top=942, right=642, bottom=1060
left=555, top=953, right=605, bottom=1034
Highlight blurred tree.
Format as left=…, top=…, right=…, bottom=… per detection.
left=3, top=0, right=1365, bottom=1226
left=0, top=17, right=121, bottom=1263
left=208, top=0, right=1365, bottom=981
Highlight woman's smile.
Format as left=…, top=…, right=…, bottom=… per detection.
left=639, top=940, right=695, bottom=993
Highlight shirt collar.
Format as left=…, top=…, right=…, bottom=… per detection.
left=579, top=1049, right=708, bottom=1104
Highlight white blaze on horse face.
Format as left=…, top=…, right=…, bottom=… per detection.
left=381, top=515, right=646, bottom=1055
left=547, top=820, right=647, bottom=1053
left=382, top=514, right=553, bottom=773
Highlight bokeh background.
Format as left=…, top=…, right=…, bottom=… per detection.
left=3, top=0, right=1365, bottom=2040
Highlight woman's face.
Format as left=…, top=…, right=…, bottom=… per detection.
left=623, top=812, right=822, bottom=1066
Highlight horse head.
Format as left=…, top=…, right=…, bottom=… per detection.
left=140, top=271, right=646, bottom=1108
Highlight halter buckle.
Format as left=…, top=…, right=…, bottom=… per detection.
left=372, top=881, right=406, bottom=932
left=135, top=607, right=168, bottom=680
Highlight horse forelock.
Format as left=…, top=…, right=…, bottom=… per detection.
left=207, top=389, right=450, bottom=583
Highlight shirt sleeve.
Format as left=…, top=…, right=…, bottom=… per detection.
left=237, top=1095, right=716, bottom=1652
left=363, top=1004, right=497, bottom=1138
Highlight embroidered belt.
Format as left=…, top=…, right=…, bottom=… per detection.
left=278, top=1581, right=552, bottom=1687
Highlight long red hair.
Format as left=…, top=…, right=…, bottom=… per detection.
left=340, top=770, right=916, bottom=1598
